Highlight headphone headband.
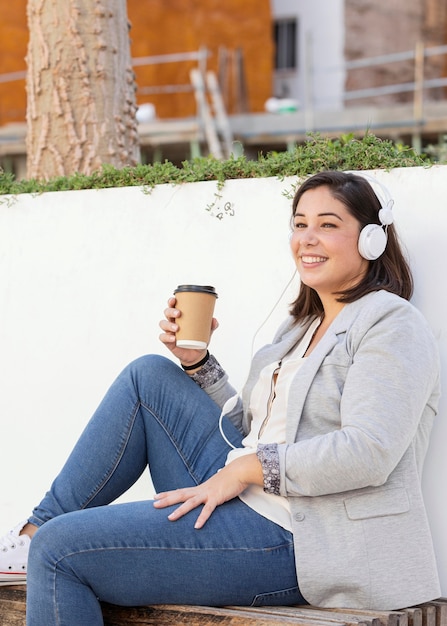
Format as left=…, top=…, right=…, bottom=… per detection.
left=358, top=173, right=394, bottom=215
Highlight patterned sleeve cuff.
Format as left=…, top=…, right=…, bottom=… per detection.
left=190, top=353, right=225, bottom=389
left=256, top=443, right=281, bottom=495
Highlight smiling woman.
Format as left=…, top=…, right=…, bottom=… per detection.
left=290, top=185, right=370, bottom=326
left=0, top=170, right=440, bottom=622
left=289, top=170, right=413, bottom=327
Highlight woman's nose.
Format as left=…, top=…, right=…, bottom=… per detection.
left=299, top=227, right=319, bottom=245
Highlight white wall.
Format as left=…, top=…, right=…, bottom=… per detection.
left=271, top=0, right=345, bottom=109
left=1, top=166, right=447, bottom=594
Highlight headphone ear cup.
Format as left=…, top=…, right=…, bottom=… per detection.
left=358, top=224, right=387, bottom=260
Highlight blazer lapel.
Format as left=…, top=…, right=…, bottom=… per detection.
left=284, top=302, right=359, bottom=442
left=285, top=327, right=340, bottom=442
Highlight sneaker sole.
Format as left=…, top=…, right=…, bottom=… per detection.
left=0, top=573, right=27, bottom=586
left=0, top=580, right=27, bottom=586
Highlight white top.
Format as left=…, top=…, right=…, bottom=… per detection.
left=225, top=318, right=321, bottom=531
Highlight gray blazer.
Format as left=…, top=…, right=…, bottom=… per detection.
left=210, top=290, right=441, bottom=610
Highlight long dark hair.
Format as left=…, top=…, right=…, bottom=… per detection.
left=290, top=171, right=413, bottom=322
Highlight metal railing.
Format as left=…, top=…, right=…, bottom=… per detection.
left=0, top=48, right=210, bottom=95
left=0, top=70, right=26, bottom=84
left=133, top=47, right=209, bottom=96
left=2, top=43, right=446, bottom=104
left=343, top=43, right=447, bottom=102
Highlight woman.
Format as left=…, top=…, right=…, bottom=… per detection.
left=0, top=171, right=440, bottom=623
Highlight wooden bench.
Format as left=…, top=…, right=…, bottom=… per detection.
left=1, top=587, right=447, bottom=626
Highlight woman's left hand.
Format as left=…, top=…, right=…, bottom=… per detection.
left=153, top=454, right=263, bottom=529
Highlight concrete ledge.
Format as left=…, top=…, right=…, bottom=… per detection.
left=1, top=167, right=447, bottom=597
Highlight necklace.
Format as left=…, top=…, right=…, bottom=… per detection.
left=258, top=362, right=282, bottom=439
left=303, top=318, right=323, bottom=357
left=256, top=318, right=321, bottom=439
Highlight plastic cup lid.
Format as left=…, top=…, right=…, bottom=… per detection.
left=174, top=285, right=218, bottom=297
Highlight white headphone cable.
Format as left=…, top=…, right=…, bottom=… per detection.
left=249, top=269, right=297, bottom=359
left=218, top=269, right=298, bottom=449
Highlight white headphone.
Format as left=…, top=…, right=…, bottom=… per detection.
left=357, top=175, right=394, bottom=261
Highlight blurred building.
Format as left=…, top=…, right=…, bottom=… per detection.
left=1, top=0, right=447, bottom=178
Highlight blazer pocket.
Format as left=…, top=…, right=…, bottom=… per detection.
left=344, top=487, right=410, bottom=520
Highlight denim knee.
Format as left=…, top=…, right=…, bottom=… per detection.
left=28, top=514, right=87, bottom=575
left=27, top=519, right=58, bottom=573
left=125, top=353, right=181, bottom=381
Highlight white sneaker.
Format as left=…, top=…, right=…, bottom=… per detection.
left=0, top=521, right=30, bottom=585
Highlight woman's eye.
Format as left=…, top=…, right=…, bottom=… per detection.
left=292, top=220, right=337, bottom=230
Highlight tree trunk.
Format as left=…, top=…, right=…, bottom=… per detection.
left=26, top=0, right=140, bottom=180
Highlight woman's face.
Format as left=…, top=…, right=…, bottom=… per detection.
left=290, top=186, right=369, bottom=301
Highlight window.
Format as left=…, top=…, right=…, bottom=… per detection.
left=274, top=18, right=298, bottom=71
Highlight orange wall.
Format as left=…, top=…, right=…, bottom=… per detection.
left=0, top=1, right=273, bottom=126
left=0, top=4, right=28, bottom=125
left=128, top=0, right=274, bottom=117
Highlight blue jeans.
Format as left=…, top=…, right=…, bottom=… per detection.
left=26, top=355, right=306, bottom=625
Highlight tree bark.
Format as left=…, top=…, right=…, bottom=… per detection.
left=26, top=0, right=140, bottom=180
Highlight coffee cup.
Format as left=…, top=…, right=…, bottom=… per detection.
left=173, top=285, right=218, bottom=350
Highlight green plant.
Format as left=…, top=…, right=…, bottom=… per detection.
left=0, top=132, right=433, bottom=197
left=424, top=135, right=447, bottom=163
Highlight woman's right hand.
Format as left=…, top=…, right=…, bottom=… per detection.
left=158, top=297, right=218, bottom=367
